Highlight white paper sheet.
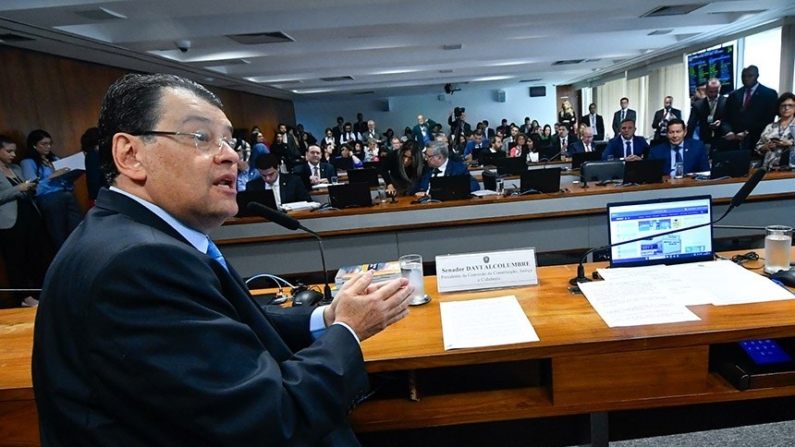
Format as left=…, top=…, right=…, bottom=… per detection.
left=52, top=151, right=85, bottom=171
left=440, top=295, right=539, bottom=350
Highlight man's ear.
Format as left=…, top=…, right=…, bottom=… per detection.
left=112, top=133, right=146, bottom=181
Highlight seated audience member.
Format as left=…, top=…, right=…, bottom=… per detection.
left=0, top=135, right=51, bottom=308
left=364, top=139, right=380, bottom=162
left=453, top=133, right=468, bottom=158
left=234, top=136, right=259, bottom=192
left=320, top=127, right=336, bottom=154
left=509, top=134, right=530, bottom=158
left=539, top=124, right=553, bottom=143
left=479, top=136, right=507, bottom=165
left=322, top=144, right=335, bottom=163
left=381, top=140, right=424, bottom=197
left=412, top=142, right=479, bottom=197
left=755, top=92, right=795, bottom=169
left=352, top=141, right=365, bottom=160
left=337, top=122, right=358, bottom=147
left=602, top=119, right=648, bottom=161
left=501, top=125, right=521, bottom=152
left=383, top=129, right=395, bottom=149
left=246, top=154, right=311, bottom=207
left=411, top=114, right=436, bottom=146
left=334, top=144, right=363, bottom=168
left=361, top=120, right=383, bottom=146
left=568, top=127, right=597, bottom=156
left=463, top=130, right=488, bottom=161
left=20, top=129, right=83, bottom=249
left=292, top=145, right=335, bottom=191
left=647, top=119, right=710, bottom=175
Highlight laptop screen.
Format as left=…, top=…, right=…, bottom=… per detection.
left=429, top=175, right=472, bottom=201
left=346, top=168, right=380, bottom=187
left=607, top=195, right=714, bottom=268
left=236, top=189, right=278, bottom=217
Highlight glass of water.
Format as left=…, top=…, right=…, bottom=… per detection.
left=331, top=175, right=338, bottom=184
left=765, top=225, right=792, bottom=274
left=399, top=254, right=430, bottom=305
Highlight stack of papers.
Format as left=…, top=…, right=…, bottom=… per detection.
left=281, top=201, right=320, bottom=211
left=440, top=296, right=539, bottom=350
left=579, top=260, right=794, bottom=327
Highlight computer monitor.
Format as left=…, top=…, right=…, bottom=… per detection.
left=494, top=157, right=527, bottom=176
left=346, top=167, right=380, bottom=187
left=711, top=150, right=751, bottom=178
left=328, top=182, right=374, bottom=208
left=330, top=157, right=354, bottom=171
left=607, top=195, right=714, bottom=268
left=571, top=152, right=601, bottom=170
left=429, top=175, right=472, bottom=201
left=363, top=160, right=382, bottom=171
left=537, top=145, right=560, bottom=162
left=580, top=160, right=624, bottom=182
left=519, top=168, right=562, bottom=194
left=482, top=169, right=498, bottom=191
left=622, top=159, right=664, bottom=184
left=235, top=189, right=278, bottom=217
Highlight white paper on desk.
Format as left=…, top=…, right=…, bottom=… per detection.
left=440, top=295, right=539, bottom=350
left=579, top=279, right=701, bottom=327
left=666, top=260, right=795, bottom=305
left=311, top=183, right=329, bottom=189
left=280, top=201, right=320, bottom=211
left=596, top=265, right=716, bottom=306
left=471, top=190, right=500, bottom=197
left=52, top=151, right=85, bottom=171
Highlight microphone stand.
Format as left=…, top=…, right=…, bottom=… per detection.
left=302, top=226, right=333, bottom=304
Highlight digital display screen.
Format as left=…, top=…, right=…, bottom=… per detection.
left=687, top=46, right=734, bottom=96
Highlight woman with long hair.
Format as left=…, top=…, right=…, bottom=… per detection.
left=20, top=129, right=82, bottom=249
left=558, top=100, right=576, bottom=133
left=381, top=140, right=424, bottom=196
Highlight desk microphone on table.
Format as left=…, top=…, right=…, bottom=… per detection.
left=569, top=167, right=767, bottom=285
left=247, top=202, right=331, bottom=305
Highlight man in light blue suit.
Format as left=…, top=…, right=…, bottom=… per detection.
left=647, top=119, right=710, bottom=175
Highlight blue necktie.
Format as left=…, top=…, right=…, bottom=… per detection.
left=206, top=237, right=228, bottom=271
left=674, top=146, right=683, bottom=163
left=625, top=141, right=631, bottom=157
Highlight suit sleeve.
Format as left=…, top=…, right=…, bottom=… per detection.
left=85, top=242, right=367, bottom=446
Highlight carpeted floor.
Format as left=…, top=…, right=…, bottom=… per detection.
left=586, top=420, right=795, bottom=447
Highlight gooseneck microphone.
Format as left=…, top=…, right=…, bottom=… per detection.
left=247, top=202, right=331, bottom=304
left=569, top=168, right=767, bottom=285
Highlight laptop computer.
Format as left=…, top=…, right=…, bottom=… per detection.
left=482, top=169, right=498, bottom=191
left=480, top=151, right=506, bottom=167
left=430, top=175, right=472, bottom=201
left=345, top=167, right=380, bottom=187
left=494, top=157, right=527, bottom=176
left=622, top=159, right=665, bottom=184
left=571, top=151, right=601, bottom=170
left=328, top=182, right=374, bottom=208
left=362, top=160, right=382, bottom=170
left=580, top=160, right=624, bottom=182
left=606, top=194, right=714, bottom=268
left=235, top=189, right=278, bottom=217
left=711, top=150, right=751, bottom=178
left=519, top=168, right=562, bottom=194
left=330, top=157, right=354, bottom=171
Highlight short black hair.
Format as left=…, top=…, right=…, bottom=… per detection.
left=255, top=153, right=280, bottom=170
left=0, top=134, right=14, bottom=147
left=667, top=118, right=686, bottom=130
left=97, top=73, right=222, bottom=185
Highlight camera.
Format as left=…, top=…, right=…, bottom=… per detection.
left=454, top=107, right=465, bottom=118
left=175, top=40, right=192, bottom=53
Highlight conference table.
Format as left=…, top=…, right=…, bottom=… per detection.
left=2, top=251, right=795, bottom=446
left=213, top=170, right=795, bottom=278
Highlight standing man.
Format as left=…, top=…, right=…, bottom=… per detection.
left=32, top=73, right=413, bottom=447
left=352, top=112, right=367, bottom=136
left=411, top=114, right=437, bottom=146
left=721, top=65, right=778, bottom=153
left=602, top=119, right=649, bottom=161
left=651, top=96, right=682, bottom=146
left=648, top=119, right=710, bottom=175
left=687, top=78, right=727, bottom=153
left=412, top=141, right=479, bottom=197
left=292, top=144, right=335, bottom=191
left=581, top=103, right=605, bottom=141
left=612, top=97, right=637, bottom=136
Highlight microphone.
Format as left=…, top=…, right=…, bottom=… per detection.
left=569, top=168, right=767, bottom=285
left=247, top=202, right=331, bottom=304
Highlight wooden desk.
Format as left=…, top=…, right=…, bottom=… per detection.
left=350, top=253, right=795, bottom=446
left=3, top=252, right=794, bottom=446
left=213, top=171, right=795, bottom=277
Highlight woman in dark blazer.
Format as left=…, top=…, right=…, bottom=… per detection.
left=381, top=140, right=424, bottom=196
left=0, top=135, right=52, bottom=307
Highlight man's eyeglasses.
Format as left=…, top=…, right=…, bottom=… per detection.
left=132, top=131, right=234, bottom=154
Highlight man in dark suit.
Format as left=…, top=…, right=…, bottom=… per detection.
left=413, top=141, right=479, bottom=196
left=647, top=119, right=710, bottom=175
left=612, top=97, right=637, bottom=136
left=567, top=127, right=596, bottom=156
left=602, top=119, right=649, bottom=161
left=463, top=130, right=489, bottom=161
left=651, top=96, right=682, bottom=146
left=32, top=73, right=413, bottom=447
left=292, top=144, right=335, bottom=191
left=411, top=114, right=437, bottom=146
left=687, top=78, right=727, bottom=153
left=721, top=65, right=778, bottom=153
left=248, top=154, right=312, bottom=205
left=352, top=112, right=367, bottom=136
left=482, top=119, right=496, bottom=139
left=580, top=103, right=605, bottom=141
left=549, top=125, right=578, bottom=158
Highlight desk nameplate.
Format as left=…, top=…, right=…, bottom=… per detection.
left=435, top=248, right=538, bottom=293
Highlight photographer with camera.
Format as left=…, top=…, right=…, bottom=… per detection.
left=448, top=107, right=471, bottom=147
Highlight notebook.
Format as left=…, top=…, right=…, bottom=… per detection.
left=519, top=168, right=562, bottom=194
left=711, top=150, right=751, bottom=178
left=607, top=194, right=714, bottom=268
left=622, top=159, right=665, bottom=184
left=328, top=182, right=374, bottom=208
left=346, top=167, right=380, bottom=187
left=235, top=189, right=278, bottom=217
left=429, top=175, right=472, bottom=201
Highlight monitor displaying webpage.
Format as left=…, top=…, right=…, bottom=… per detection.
left=607, top=195, right=713, bottom=267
